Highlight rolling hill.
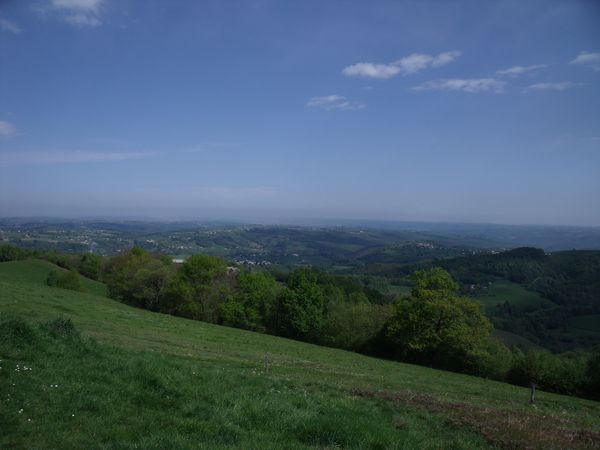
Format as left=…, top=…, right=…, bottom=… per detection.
left=1, top=260, right=600, bottom=449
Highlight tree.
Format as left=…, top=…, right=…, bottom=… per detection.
left=46, top=269, right=82, bottom=292
left=104, top=247, right=174, bottom=310
left=382, top=268, right=492, bottom=370
left=78, top=253, right=103, bottom=280
left=321, top=302, right=393, bottom=351
left=178, top=254, right=230, bottom=322
left=274, top=268, right=325, bottom=341
left=584, top=347, right=600, bottom=399
left=220, top=271, right=278, bottom=331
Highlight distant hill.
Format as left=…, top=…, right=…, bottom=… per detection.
left=378, top=248, right=600, bottom=351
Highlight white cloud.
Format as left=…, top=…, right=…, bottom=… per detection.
left=496, top=64, right=546, bottom=77
left=527, top=82, right=579, bottom=91
left=570, top=51, right=600, bottom=71
left=51, top=0, right=103, bottom=11
left=412, top=78, right=505, bottom=93
left=0, top=121, right=17, bottom=137
left=307, top=95, right=365, bottom=111
left=64, top=13, right=101, bottom=26
left=342, top=51, right=461, bottom=79
left=342, top=63, right=401, bottom=80
left=48, top=0, right=104, bottom=27
left=0, top=18, right=21, bottom=33
left=0, top=150, right=157, bottom=166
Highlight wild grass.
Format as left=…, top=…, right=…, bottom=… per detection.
left=1, top=260, right=600, bottom=449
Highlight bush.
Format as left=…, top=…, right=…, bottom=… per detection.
left=0, top=315, right=39, bottom=346
left=507, top=349, right=587, bottom=395
left=46, top=269, right=82, bottom=291
left=42, top=317, right=80, bottom=339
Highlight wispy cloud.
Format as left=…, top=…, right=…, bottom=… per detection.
left=0, top=150, right=157, bottom=166
left=527, top=82, right=579, bottom=91
left=496, top=64, right=546, bottom=78
left=342, top=51, right=461, bottom=80
left=307, top=95, right=365, bottom=111
left=0, top=121, right=17, bottom=137
left=412, top=78, right=505, bottom=93
left=570, top=51, right=600, bottom=71
left=46, top=0, right=105, bottom=27
left=0, top=18, right=21, bottom=33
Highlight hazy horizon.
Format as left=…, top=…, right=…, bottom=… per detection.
left=1, top=1, right=599, bottom=225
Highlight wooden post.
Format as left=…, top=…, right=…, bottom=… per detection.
left=264, top=353, right=269, bottom=373
left=529, top=382, right=536, bottom=404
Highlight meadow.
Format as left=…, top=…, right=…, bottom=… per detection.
left=475, top=280, right=549, bottom=313
left=1, top=260, right=600, bottom=449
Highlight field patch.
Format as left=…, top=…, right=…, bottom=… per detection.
left=475, top=280, right=549, bottom=313
left=0, top=259, right=107, bottom=297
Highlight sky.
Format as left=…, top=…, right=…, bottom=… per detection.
left=1, top=0, right=599, bottom=226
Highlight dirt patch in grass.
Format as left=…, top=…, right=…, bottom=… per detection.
left=353, top=389, right=600, bottom=450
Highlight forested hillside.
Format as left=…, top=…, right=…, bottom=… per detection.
left=363, top=248, right=600, bottom=351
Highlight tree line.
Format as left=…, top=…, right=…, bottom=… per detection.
left=1, top=243, right=599, bottom=400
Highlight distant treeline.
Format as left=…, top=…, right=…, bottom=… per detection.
left=1, top=243, right=599, bottom=400
left=361, top=247, right=600, bottom=351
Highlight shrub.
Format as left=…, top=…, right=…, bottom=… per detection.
left=46, top=269, right=82, bottom=291
left=42, top=317, right=80, bottom=339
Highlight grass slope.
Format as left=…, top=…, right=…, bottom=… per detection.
left=0, top=259, right=107, bottom=297
left=475, top=280, right=549, bottom=312
left=1, top=260, right=600, bottom=449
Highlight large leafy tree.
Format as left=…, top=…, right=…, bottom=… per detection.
left=383, top=268, right=492, bottom=370
left=220, top=271, right=278, bottom=331
left=274, top=267, right=326, bottom=341
left=104, top=247, right=174, bottom=310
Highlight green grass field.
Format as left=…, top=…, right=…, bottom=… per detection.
left=0, top=259, right=107, bottom=297
left=1, top=260, right=600, bottom=449
left=475, top=280, right=548, bottom=313
left=490, top=329, right=545, bottom=351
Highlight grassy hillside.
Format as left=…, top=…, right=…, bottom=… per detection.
left=1, top=260, right=600, bottom=449
left=475, top=280, right=550, bottom=313
left=0, top=259, right=107, bottom=297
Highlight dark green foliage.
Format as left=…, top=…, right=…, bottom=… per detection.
left=381, top=268, right=494, bottom=373
left=0, top=244, right=29, bottom=262
left=103, top=247, right=174, bottom=310
left=177, top=254, right=231, bottom=322
left=274, top=268, right=326, bottom=340
left=46, top=268, right=83, bottom=291
left=584, top=348, right=600, bottom=399
left=378, top=248, right=600, bottom=352
left=77, top=253, right=103, bottom=280
left=506, top=349, right=588, bottom=395
left=220, top=271, right=278, bottom=331
left=321, top=302, right=393, bottom=351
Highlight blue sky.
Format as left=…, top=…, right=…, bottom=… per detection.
left=1, top=0, right=599, bottom=225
